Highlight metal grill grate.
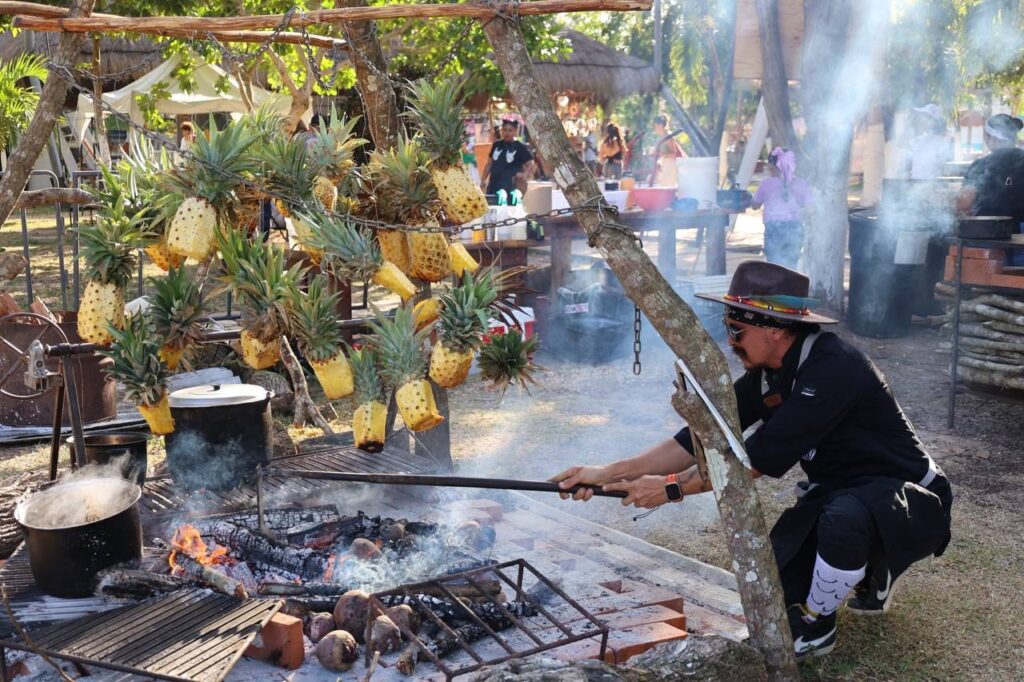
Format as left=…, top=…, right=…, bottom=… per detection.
left=368, top=558, right=608, bottom=680
left=140, top=441, right=437, bottom=524
left=0, top=589, right=281, bottom=682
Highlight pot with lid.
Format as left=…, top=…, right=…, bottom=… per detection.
left=163, top=384, right=273, bottom=491
left=956, top=216, right=1016, bottom=240
left=14, top=477, right=142, bottom=598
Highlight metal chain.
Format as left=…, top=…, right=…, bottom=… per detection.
left=300, top=16, right=349, bottom=91
left=207, top=6, right=300, bottom=69
left=633, top=305, right=642, bottom=376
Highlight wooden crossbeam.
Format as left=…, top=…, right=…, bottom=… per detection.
left=0, top=1, right=348, bottom=50
left=11, top=0, right=651, bottom=35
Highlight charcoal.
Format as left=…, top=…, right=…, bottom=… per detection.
left=94, top=569, right=188, bottom=599
left=259, top=581, right=350, bottom=597
left=211, top=523, right=329, bottom=580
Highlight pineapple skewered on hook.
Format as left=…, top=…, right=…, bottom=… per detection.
left=259, top=136, right=327, bottom=259
left=367, top=304, right=444, bottom=433
left=75, top=199, right=144, bottom=346
left=101, top=312, right=174, bottom=435
left=149, top=263, right=208, bottom=371
left=309, top=107, right=368, bottom=200
left=350, top=346, right=387, bottom=452
left=429, top=270, right=499, bottom=388
left=478, top=328, right=543, bottom=397
left=290, top=276, right=354, bottom=400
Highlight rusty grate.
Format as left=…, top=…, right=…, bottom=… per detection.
left=0, top=589, right=281, bottom=682
left=368, top=558, right=608, bottom=680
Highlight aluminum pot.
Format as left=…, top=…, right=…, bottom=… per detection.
left=163, top=384, right=273, bottom=492
left=14, top=478, right=142, bottom=598
left=66, top=432, right=148, bottom=486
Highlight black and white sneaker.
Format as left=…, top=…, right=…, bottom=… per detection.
left=787, top=604, right=836, bottom=659
left=847, top=567, right=898, bottom=615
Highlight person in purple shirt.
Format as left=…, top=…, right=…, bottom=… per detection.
left=751, top=147, right=811, bottom=269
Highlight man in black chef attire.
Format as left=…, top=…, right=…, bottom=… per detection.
left=551, top=261, right=953, bottom=659
left=480, top=119, right=534, bottom=197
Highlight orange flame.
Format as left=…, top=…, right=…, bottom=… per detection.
left=322, top=555, right=337, bottom=583
left=167, top=523, right=229, bottom=574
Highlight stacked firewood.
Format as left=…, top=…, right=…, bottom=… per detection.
left=941, top=292, right=1024, bottom=390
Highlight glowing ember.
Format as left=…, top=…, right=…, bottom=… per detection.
left=168, top=523, right=230, bottom=573
left=323, top=555, right=336, bottom=583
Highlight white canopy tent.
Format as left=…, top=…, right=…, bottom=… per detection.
left=74, top=53, right=295, bottom=149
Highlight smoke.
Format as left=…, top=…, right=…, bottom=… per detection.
left=18, top=474, right=139, bottom=530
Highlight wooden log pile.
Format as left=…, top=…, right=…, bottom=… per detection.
left=943, top=293, right=1024, bottom=390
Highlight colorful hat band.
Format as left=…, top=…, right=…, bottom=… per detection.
left=723, top=294, right=810, bottom=316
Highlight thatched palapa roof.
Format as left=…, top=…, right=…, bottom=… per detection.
left=531, top=30, right=659, bottom=102
left=0, top=33, right=161, bottom=85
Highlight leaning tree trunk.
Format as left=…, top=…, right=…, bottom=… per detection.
left=337, top=0, right=403, bottom=149
left=755, top=0, right=798, bottom=151
left=481, top=14, right=798, bottom=682
left=279, top=336, right=333, bottom=433
left=0, top=0, right=97, bottom=229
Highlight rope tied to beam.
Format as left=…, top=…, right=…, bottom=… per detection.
left=574, top=195, right=641, bottom=249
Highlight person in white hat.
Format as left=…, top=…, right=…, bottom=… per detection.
left=550, top=261, right=953, bottom=660
left=904, top=103, right=950, bottom=180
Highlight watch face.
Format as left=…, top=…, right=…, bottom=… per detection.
left=666, top=483, right=683, bottom=502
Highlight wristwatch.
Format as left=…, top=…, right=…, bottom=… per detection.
left=665, top=473, right=684, bottom=503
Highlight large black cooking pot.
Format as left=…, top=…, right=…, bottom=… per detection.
left=164, top=384, right=273, bottom=492
left=14, top=478, right=142, bottom=598
left=956, top=216, right=1016, bottom=240
left=67, top=432, right=148, bottom=486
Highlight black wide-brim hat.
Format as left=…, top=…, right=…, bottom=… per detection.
left=695, top=261, right=838, bottom=325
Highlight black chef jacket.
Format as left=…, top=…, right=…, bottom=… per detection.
left=675, top=331, right=952, bottom=580
left=964, top=147, right=1024, bottom=222
left=485, top=140, right=533, bottom=196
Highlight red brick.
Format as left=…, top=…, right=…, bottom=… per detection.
left=989, top=273, right=1024, bottom=290
left=547, top=636, right=614, bottom=663
left=597, top=605, right=686, bottom=632
left=245, top=612, right=305, bottom=670
left=606, top=622, right=688, bottom=663
left=467, top=498, right=504, bottom=522
left=948, top=245, right=1006, bottom=260
left=945, top=255, right=1001, bottom=284
left=581, top=585, right=685, bottom=615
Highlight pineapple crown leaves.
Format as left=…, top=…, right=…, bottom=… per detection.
left=148, top=263, right=208, bottom=352
left=477, top=328, right=543, bottom=397
left=288, top=275, right=343, bottom=362
left=308, top=108, right=368, bottom=181
left=365, top=303, right=431, bottom=387
left=436, top=270, right=499, bottom=352
left=257, top=135, right=321, bottom=207
left=347, top=343, right=385, bottom=405
left=175, top=116, right=259, bottom=207
left=403, top=79, right=472, bottom=167
left=366, top=136, right=440, bottom=223
left=99, top=311, right=169, bottom=406
left=76, top=202, right=145, bottom=288
left=299, top=211, right=383, bottom=281
left=214, top=230, right=305, bottom=334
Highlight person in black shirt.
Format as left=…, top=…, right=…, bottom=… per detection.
left=551, top=261, right=952, bottom=660
left=480, top=119, right=534, bottom=197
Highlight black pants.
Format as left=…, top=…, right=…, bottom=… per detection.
left=778, top=494, right=880, bottom=605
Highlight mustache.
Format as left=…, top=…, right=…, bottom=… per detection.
left=731, top=347, right=746, bottom=359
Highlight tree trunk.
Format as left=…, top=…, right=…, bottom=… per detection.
left=481, top=14, right=798, bottom=681
left=754, top=0, right=797, bottom=151
left=0, top=0, right=96, bottom=229
left=336, top=0, right=403, bottom=150
left=279, top=335, right=334, bottom=433
left=91, top=36, right=112, bottom=166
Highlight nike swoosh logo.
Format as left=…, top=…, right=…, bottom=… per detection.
left=794, top=628, right=835, bottom=652
left=876, top=571, right=892, bottom=601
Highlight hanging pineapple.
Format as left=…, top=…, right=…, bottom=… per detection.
left=477, top=328, right=543, bottom=397
left=448, top=243, right=479, bottom=277
left=429, top=270, right=498, bottom=388
left=367, top=137, right=449, bottom=281
left=216, top=230, right=305, bottom=369
left=259, top=136, right=325, bottom=257
left=302, top=212, right=417, bottom=301
left=349, top=346, right=386, bottom=452
left=148, top=264, right=207, bottom=370
left=101, top=312, right=174, bottom=435
left=76, top=202, right=143, bottom=346
left=236, top=105, right=290, bottom=233
left=404, top=80, right=488, bottom=225
left=290, top=276, right=353, bottom=399
left=164, top=119, right=257, bottom=261
left=366, top=305, right=443, bottom=432
left=412, top=297, right=442, bottom=330
left=309, top=108, right=367, bottom=199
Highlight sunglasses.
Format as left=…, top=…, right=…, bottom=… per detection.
left=723, top=320, right=747, bottom=342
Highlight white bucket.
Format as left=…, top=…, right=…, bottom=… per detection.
left=524, top=181, right=553, bottom=215
left=676, top=157, right=719, bottom=204
left=894, top=231, right=930, bottom=265
left=602, top=190, right=629, bottom=213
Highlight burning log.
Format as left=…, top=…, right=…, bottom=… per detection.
left=395, top=622, right=502, bottom=676
left=259, top=581, right=351, bottom=597
left=94, top=569, right=189, bottom=599
left=172, top=553, right=247, bottom=598
left=378, top=594, right=537, bottom=626
left=211, top=523, right=329, bottom=580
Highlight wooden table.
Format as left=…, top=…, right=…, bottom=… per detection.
left=537, top=208, right=740, bottom=299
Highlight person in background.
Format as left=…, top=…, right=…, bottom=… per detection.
left=480, top=119, right=535, bottom=197
left=652, top=115, right=684, bottom=186
left=599, top=123, right=624, bottom=179
left=179, top=121, right=196, bottom=152
left=551, top=260, right=952, bottom=661
left=956, top=113, right=1024, bottom=264
left=750, top=147, right=811, bottom=269
left=903, top=104, right=950, bottom=180
left=582, top=129, right=600, bottom=176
